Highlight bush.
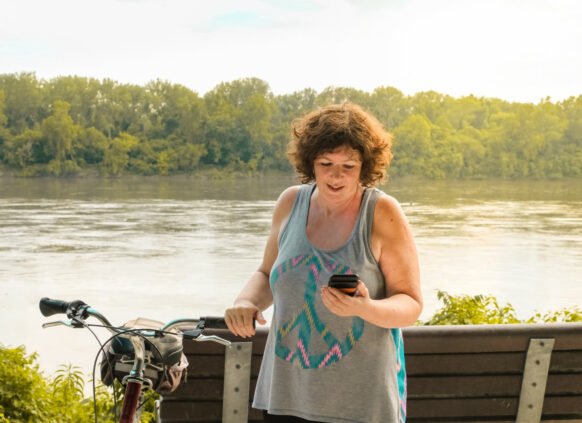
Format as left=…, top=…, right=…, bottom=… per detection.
left=420, top=290, right=582, bottom=325
left=0, top=346, right=50, bottom=422
left=421, top=290, right=521, bottom=325
left=0, top=345, right=116, bottom=423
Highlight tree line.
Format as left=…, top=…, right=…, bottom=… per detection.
left=0, top=72, right=581, bottom=178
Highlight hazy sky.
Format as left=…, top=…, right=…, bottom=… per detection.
left=1, top=0, right=581, bottom=103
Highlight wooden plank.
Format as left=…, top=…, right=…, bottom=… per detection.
left=185, top=324, right=582, bottom=355
left=403, top=350, right=582, bottom=379
left=184, top=354, right=262, bottom=377
left=166, top=378, right=258, bottom=401
left=407, top=395, right=582, bottom=420
left=159, top=401, right=263, bottom=422
left=407, top=420, right=582, bottom=423
left=408, top=375, right=522, bottom=398
left=407, top=397, right=517, bottom=419
left=182, top=350, right=581, bottom=378
left=406, top=352, right=526, bottom=375
left=403, top=323, right=582, bottom=354
left=545, top=374, right=582, bottom=395
left=407, top=374, right=582, bottom=399
left=549, top=351, right=582, bottom=373
left=542, top=396, right=582, bottom=416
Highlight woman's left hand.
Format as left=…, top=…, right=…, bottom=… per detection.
left=321, top=280, right=370, bottom=317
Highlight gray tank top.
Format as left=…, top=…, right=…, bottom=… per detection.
left=253, top=184, right=407, bottom=423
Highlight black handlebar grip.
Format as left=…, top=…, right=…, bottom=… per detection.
left=201, top=316, right=229, bottom=330
left=39, top=297, right=70, bottom=317
left=203, top=316, right=256, bottom=330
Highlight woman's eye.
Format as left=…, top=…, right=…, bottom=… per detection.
left=320, top=162, right=332, bottom=167
left=343, top=165, right=355, bottom=170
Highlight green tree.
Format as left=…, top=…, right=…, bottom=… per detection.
left=444, top=95, right=489, bottom=130
left=2, top=128, right=44, bottom=171
left=315, top=86, right=369, bottom=107
left=208, top=77, right=271, bottom=108
left=391, top=114, right=434, bottom=176
left=101, top=132, right=138, bottom=175
left=410, top=91, right=446, bottom=123
left=239, top=93, right=273, bottom=164
left=40, top=101, right=81, bottom=175
left=203, top=91, right=241, bottom=165
left=0, top=90, right=8, bottom=162
left=77, top=126, right=108, bottom=165
left=0, top=72, right=45, bottom=133
left=369, top=86, right=409, bottom=129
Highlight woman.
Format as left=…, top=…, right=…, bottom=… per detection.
left=225, top=102, right=422, bottom=423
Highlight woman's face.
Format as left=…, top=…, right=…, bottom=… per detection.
left=313, top=145, right=362, bottom=199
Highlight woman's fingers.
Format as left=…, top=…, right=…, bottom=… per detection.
left=255, top=310, right=267, bottom=325
left=225, top=306, right=257, bottom=338
left=321, top=286, right=349, bottom=314
left=354, top=280, right=369, bottom=298
left=321, top=284, right=368, bottom=317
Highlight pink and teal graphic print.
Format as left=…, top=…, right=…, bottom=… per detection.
left=270, top=254, right=365, bottom=369
left=391, top=328, right=407, bottom=422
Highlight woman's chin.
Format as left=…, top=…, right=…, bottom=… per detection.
left=327, top=184, right=345, bottom=193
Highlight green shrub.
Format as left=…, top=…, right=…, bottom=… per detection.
left=526, top=306, right=582, bottom=323
left=420, top=290, right=582, bottom=325
left=0, top=346, right=50, bottom=422
left=0, top=345, right=117, bottom=423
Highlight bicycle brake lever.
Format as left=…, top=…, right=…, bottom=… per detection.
left=181, top=329, right=202, bottom=339
left=196, top=334, right=232, bottom=347
left=42, top=320, right=75, bottom=329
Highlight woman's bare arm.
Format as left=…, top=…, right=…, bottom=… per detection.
left=225, top=186, right=299, bottom=337
left=321, top=194, right=422, bottom=328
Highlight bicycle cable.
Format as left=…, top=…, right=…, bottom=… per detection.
left=88, top=325, right=167, bottom=422
left=72, top=316, right=120, bottom=423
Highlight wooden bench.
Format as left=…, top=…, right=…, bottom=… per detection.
left=158, top=323, right=582, bottom=423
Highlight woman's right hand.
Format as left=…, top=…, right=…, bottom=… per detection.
left=225, top=301, right=267, bottom=338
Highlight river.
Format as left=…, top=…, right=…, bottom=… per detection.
left=1, top=175, right=581, bottom=379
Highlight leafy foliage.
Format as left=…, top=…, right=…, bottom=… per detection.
left=1, top=73, right=581, bottom=178
left=421, top=290, right=521, bottom=325
left=420, top=290, right=582, bottom=325
left=526, top=306, right=582, bottom=323
left=0, top=345, right=118, bottom=422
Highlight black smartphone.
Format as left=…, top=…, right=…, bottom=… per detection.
left=328, top=274, right=359, bottom=296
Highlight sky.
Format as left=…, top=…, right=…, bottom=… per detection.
left=1, top=0, right=581, bottom=103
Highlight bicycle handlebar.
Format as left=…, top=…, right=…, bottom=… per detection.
left=39, top=297, right=69, bottom=316
left=39, top=297, right=231, bottom=334
left=199, top=316, right=229, bottom=330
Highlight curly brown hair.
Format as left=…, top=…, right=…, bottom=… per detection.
left=287, top=102, right=393, bottom=187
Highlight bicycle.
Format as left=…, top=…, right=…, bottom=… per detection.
left=39, top=297, right=232, bottom=423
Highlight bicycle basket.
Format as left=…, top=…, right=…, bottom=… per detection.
left=100, top=317, right=188, bottom=394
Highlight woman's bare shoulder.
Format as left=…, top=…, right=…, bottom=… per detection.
left=375, top=191, right=405, bottom=217
left=372, top=191, right=410, bottom=239
left=272, top=185, right=301, bottom=223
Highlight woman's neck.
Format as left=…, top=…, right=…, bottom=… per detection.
left=312, top=184, right=364, bottom=218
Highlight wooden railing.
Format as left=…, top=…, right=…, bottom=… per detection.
left=159, top=323, right=582, bottom=423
